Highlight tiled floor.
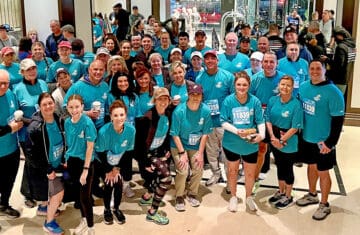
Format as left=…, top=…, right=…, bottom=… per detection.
left=1, top=126, right=359, bottom=235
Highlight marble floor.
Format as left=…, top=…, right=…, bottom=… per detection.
left=1, top=126, right=359, bottom=235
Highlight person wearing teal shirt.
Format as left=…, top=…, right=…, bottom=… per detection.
left=154, top=31, right=174, bottom=64
left=183, top=30, right=212, bottom=66
left=31, top=41, right=54, bottom=81
left=0, top=47, right=22, bottom=88
left=265, top=75, right=303, bottom=209
left=63, top=60, right=109, bottom=129
left=220, top=71, right=265, bottom=212
left=108, top=72, right=140, bottom=125
left=277, top=42, right=309, bottom=96
left=149, top=53, right=171, bottom=88
left=95, top=100, right=135, bottom=225
left=26, top=93, right=65, bottom=234
left=70, top=39, right=95, bottom=75
left=218, top=32, right=251, bottom=74
left=92, top=20, right=103, bottom=52
left=249, top=52, right=285, bottom=188
left=0, top=69, right=23, bottom=219
left=166, top=61, right=193, bottom=108
left=65, top=94, right=97, bottom=234
left=244, top=51, right=263, bottom=77
left=297, top=60, right=345, bottom=221
left=195, top=50, right=234, bottom=187
left=135, top=67, right=155, bottom=116
left=170, top=84, right=212, bottom=211
left=46, top=41, right=85, bottom=83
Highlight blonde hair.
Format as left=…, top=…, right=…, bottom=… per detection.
left=107, top=55, right=129, bottom=76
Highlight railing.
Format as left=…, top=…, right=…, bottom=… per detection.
left=0, top=0, right=22, bottom=30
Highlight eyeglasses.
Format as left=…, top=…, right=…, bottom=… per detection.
left=0, top=81, right=10, bottom=86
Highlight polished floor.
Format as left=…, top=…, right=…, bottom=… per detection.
left=1, top=125, right=360, bottom=235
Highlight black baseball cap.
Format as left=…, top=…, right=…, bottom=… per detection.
left=240, top=36, right=251, bottom=43
left=284, top=26, right=296, bottom=35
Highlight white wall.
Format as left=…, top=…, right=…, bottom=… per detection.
left=24, top=0, right=59, bottom=42
left=74, top=1, right=93, bottom=52
left=93, top=0, right=124, bottom=16
left=160, top=0, right=167, bottom=21
left=350, top=0, right=360, bottom=108
left=130, top=0, right=152, bottom=20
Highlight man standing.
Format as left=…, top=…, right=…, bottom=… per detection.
left=113, top=3, right=130, bottom=42
left=0, top=25, right=18, bottom=50
left=45, top=20, right=65, bottom=61
left=196, top=50, right=234, bottom=186
left=0, top=69, right=23, bottom=219
left=297, top=60, right=344, bottom=221
left=319, top=10, right=333, bottom=45
left=129, top=6, right=144, bottom=28
left=183, top=30, right=211, bottom=66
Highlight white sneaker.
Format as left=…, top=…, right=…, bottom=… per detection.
left=123, top=184, right=135, bottom=198
left=74, top=218, right=87, bottom=235
left=246, top=196, right=258, bottom=212
left=259, top=173, right=267, bottom=180
left=228, top=196, right=238, bottom=212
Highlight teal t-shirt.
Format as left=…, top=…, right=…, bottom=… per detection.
left=170, top=82, right=188, bottom=104
left=63, top=78, right=109, bottom=128
left=150, top=115, right=169, bottom=150
left=155, top=45, right=175, bottom=64
left=70, top=52, right=95, bottom=74
left=95, top=122, right=135, bottom=166
left=34, top=57, right=54, bottom=81
left=265, top=96, right=303, bottom=153
left=218, top=52, right=251, bottom=74
left=299, top=80, right=345, bottom=143
left=46, top=121, right=64, bottom=168
left=138, top=92, right=153, bottom=116
left=153, top=74, right=165, bottom=87
left=46, top=59, right=85, bottom=83
left=0, top=63, right=22, bottom=88
left=277, top=57, right=309, bottom=96
left=220, top=93, right=264, bottom=155
left=107, top=93, right=140, bottom=125
left=250, top=70, right=285, bottom=105
left=64, top=114, right=97, bottom=161
left=183, top=46, right=212, bottom=66
left=196, top=68, right=235, bottom=127
left=13, top=79, right=48, bottom=141
left=170, top=102, right=213, bottom=150
left=0, top=90, right=19, bottom=157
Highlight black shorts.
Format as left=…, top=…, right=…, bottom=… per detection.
left=223, top=147, right=258, bottom=164
left=299, top=140, right=337, bottom=171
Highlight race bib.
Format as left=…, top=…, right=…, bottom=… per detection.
left=205, top=99, right=220, bottom=115
left=188, top=134, right=201, bottom=146
left=107, top=151, right=124, bottom=166
left=150, top=136, right=166, bottom=149
left=232, top=106, right=250, bottom=125
left=303, top=98, right=315, bottom=115
left=53, top=143, right=64, bottom=161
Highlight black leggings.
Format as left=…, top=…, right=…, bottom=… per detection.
left=67, top=157, right=94, bottom=227
left=0, top=149, right=20, bottom=207
left=103, top=173, right=123, bottom=210
left=149, top=157, right=172, bottom=211
left=271, top=147, right=296, bottom=185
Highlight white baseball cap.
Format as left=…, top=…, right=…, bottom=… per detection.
left=250, top=51, right=264, bottom=61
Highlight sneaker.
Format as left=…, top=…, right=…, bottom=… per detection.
left=175, top=197, right=186, bottom=212
left=225, top=184, right=231, bottom=194
left=187, top=195, right=200, bottom=207
left=258, top=173, right=267, bottom=180
left=205, top=174, right=221, bottom=186
left=268, top=191, right=285, bottom=204
left=0, top=205, right=20, bottom=218
left=43, top=219, right=64, bottom=235
left=252, top=180, right=260, bottom=196
left=37, top=205, right=48, bottom=216
left=113, top=209, right=126, bottom=224
left=139, top=196, right=153, bottom=206
left=246, top=196, right=258, bottom=212
left=123, top=184, right=135, bottom=198
left=275, top=196, right=294, bottom=209
left=146, top=211, right=169, bottom=225
left=74, top=218, right=87, bottom=235
left=24, top=199, right=36, bottom=208
left=103, top=209, right=113, bottom=225
left=296, top=193, right=319, bottom=207
left=228, top=196, right=238, bottom=212
left=312, top=203, right=331, bottom=220
left=139, top=196, right=165, bottom=207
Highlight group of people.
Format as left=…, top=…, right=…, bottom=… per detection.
left=0, top=4, right=353, bottom=235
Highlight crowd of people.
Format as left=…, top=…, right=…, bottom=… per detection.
left=0, top=3, right=355, bottom=235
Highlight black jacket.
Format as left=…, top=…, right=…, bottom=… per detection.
left=26, top=111, right=65, bottom=174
